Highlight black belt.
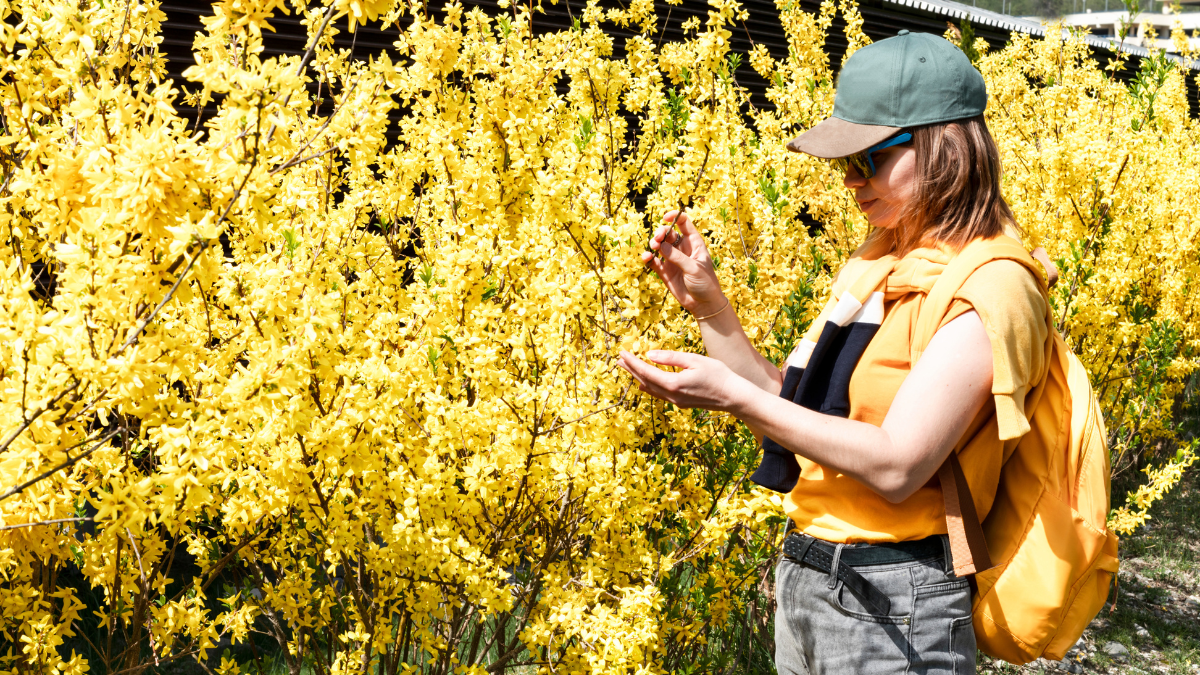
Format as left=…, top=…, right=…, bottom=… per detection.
left=782, top=533, right=945, bottom=616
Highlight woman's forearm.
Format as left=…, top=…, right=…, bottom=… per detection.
left=721, top=312, right=994, bottom=502
left=725, top=378, right=916, bottom=501
left=695, top=298, right=783, bottom=395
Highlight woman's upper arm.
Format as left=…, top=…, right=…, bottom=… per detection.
left=877, top=310, right=994, bottom=499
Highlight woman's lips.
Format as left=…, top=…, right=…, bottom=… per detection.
left=858, top=198, right=877, bottom=211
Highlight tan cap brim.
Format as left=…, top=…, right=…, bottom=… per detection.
left=786, top=117, right=901, bottom=158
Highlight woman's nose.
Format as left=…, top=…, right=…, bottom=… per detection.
left=843, top=164, right=866, bottom=189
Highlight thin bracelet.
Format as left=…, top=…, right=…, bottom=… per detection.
left=693, top=298, right=731, bottom=321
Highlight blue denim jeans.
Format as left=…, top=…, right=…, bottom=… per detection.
left=774, top=544, right=976, bottom=674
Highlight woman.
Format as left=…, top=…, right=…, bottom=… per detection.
left=617, top=31, right=1050, bottom=674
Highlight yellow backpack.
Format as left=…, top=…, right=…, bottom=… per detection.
left=913, top=236, right=1120, bottom=664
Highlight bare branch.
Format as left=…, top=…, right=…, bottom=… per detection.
left=0, top=516, right=92, bottom=531
left=115, top=133, right=266, bottom=356
left=270, top=146, right=337, bottom=176
left=0, top=378, right=81, bottom=456
left=264, top=4, right=338, bottom=146
left=270, top=78, right=360, bottom=175
left=297, top=5, right=336, bottom=79
left=114, top=240, right=211, bottom=355
left=541, top=390, right=631, bottom=435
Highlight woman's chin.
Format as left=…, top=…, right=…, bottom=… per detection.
left=864, top=205, right=903, bottom=230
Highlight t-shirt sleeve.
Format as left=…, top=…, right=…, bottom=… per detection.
left=943, top=259, right=1050, bottom=441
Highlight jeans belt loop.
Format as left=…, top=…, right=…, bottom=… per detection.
left=828, top=543, right=845, bottom=589
left=939, top=534, right=955, bottom=578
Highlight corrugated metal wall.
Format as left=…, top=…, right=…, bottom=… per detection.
left=159, top=0, right=1196, bottom=126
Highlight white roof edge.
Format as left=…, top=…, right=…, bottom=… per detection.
left=878, top=0, right=1200, bottom=69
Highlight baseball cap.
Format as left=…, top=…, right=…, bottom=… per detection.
left=787, top=30, right=987, bottom=158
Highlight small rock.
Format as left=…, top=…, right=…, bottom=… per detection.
left=1057, top=657, right=1084, bottom=673
left=1136, top=624, right=1150, bottom=638
left=1186, top=595, right=1200, bottom=610
left=1104, top=641, right=1129, bottom=659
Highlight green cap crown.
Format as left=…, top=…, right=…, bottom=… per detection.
left=834, top=31, right=986, bottom=128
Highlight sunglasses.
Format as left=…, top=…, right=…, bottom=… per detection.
left=833, top=132, right=913, bottom=179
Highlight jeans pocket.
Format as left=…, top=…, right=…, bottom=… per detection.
left=908, top=577, right=974, bottom=674
left=950, top=615, right=977, bottom=675
left=827, top=570, right=913, bottom=624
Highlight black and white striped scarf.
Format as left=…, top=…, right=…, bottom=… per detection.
left=750, top=256, right=900, bottom=493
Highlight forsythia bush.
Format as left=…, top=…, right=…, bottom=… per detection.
left=0, top=0, right=1197, bottom=672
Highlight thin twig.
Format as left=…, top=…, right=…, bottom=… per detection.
left=270, top=146, right=337, bottom=176
left=62, top=384, right=114, bottom=424
left=0, top=379, right=81, bottom=456
left=542, top=388, right=632, bottom=434
left=126, top=527, right=149, bottom=589
left=264, top=4, right=337, bottom=146
left=115, top=241, right=211, bottom=355
left=1058, top=154, right=1131, bottom=328
left=296, top=6, right=336, bottom=79
left=126, top=525, right=160, bottom=664
left=106, top=515, right=273, bottom=671
left=0, top=516, right=93, bottom=531
left=115, top=143, right=264, bottom=356
left=0, top=150, right=30, bottom=197
left=0, top=427, right=120, bottom=503
left=269, top=77, right=359, bottom=175
left=669, top=143, right=712, bottom=234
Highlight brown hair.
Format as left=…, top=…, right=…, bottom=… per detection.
left=869, top=115, right=1016, bottom=256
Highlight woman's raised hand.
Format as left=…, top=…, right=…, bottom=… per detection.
left=642, top=210, right=726, bottom=316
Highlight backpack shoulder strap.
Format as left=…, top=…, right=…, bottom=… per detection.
left=915, top=236, right=1047, bottom=577
left=939, top=454, right=992, bottom=576
left=911, top=236, right=1046, bottom=366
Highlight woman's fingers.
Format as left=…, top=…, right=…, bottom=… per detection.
left=618, top=350, right=728, bottom=410
left=645, top=350, right=701, bottom=369
left=648, top=223, right=680, bottom=252
left=646, top=227, right=699, bottom=280
left=619, top=351, right=664, bottom=381
left=618, top=352, right=683, bottom=403
left=657, top=236, right=695, bottom=270
left=647, top=224, right=693, bottom=265
left=663, top=209, right=700, bottom=237
left=658, top=212, right=688, bottom=252
left=641, top=247, right=696, bottom=306
left=620, top=350, right=698, bottom=386
left=641, top=250, right=670, bottom=278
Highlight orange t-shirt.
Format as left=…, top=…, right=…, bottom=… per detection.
left=782, top=242, right=1050, bottom=543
